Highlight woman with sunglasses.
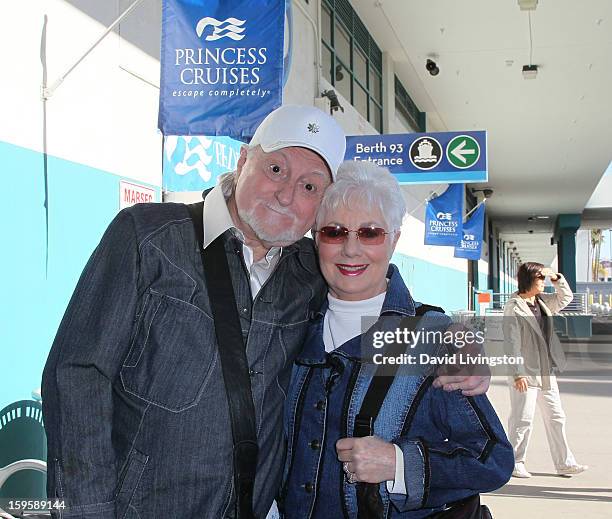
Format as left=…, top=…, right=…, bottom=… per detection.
left=279, top=161, right=513, bottom=518
left=503, top=262, right=588, bottom=478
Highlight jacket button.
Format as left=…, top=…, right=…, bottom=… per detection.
left=309, top=440, right=320, bottom=450
left=304, top=482, right=314, bottom=493
left=315, top=400, right=325, bottom=411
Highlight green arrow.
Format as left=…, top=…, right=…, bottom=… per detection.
left=447, top=135, right=480, bottom=169
left=451, top=140, right=475, bottom=164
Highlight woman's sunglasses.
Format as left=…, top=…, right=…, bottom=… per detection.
left=315, top=225, right=391, bottom=245
left=534, top=273, right=546, bottom=280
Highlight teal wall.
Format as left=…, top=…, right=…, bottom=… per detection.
left=1, top=141, right=160, bottom=410
left=392, top=252, right=468, bottom=312
left=478, top=272, right=489, bottom=291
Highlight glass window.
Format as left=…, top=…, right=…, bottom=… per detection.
left=335, top=64, right=351, bottom=102
left=321, top=1, right=383, bottom=133
left=354, top=84, right=368, bottom=120
left=322, top=45, right=332, bottom=83
left=371, top=103, right=382, bottom=133
left=321, top=5, right=332, bottom=45
left=335, top=21, right=351, bottom=68
left=371, top=69, right=382, bottom=103
left=354, top=45, right=367, bottom=87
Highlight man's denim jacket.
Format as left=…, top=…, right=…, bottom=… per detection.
left=42, top=201, right=326, bottom=518
left=280, top=265, right=513, bottom=518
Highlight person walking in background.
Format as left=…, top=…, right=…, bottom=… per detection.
left=503, top=262, right=588, bottom=478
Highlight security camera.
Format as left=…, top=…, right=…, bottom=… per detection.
left=426, top=59, right=439, bottom=76
left=321, top=89, right=344, bottom=113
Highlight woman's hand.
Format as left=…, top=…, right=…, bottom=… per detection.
left=541, top=267, right=560, bottom=280
left=432, top=374, right=490, bottom=396
left=514, top=377, right=528, bottom=392
left=336, top=436, right=396, bottom=483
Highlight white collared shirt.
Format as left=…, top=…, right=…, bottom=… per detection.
left=202, top=184, right=281, bottom=299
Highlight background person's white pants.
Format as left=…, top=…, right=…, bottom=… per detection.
left=507, top=375, right=577, bottom=470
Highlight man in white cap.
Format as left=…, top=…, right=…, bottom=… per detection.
left=42, top=105, right=344, bottom=519
left=42, top=105, right=488, bottom=519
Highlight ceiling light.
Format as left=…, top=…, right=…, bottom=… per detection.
left=536, top=215, right=550, bottom=219
left=518, top=0, right=538, bottom=10
left=522, top=64, right=537, bottom=79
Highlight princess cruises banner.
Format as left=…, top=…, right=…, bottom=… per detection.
left=454, top=202, right=485, bottom=260
left=424, top=183, right=464, bottom=246
left=159, top=0, right=285, bottom=138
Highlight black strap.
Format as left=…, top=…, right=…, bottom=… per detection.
left=355, top=303, right=444, bottom=519
left=187, top=202, right=258, bottom=519
left=354, top=303, right=444, bottom=437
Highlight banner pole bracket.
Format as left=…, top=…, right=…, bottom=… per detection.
left=42, top=0, right=146, bottom=100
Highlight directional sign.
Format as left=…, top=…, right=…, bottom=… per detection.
left=345, top=130, right=487, bottom=184
left=447, top=135, right=480, bottom=169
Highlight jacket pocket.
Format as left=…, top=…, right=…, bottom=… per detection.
left=120, top=290, right=218, bottom=411
left=115, top=449, right=148, bottom=519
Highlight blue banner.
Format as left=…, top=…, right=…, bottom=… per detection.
left=163, top=135, right=243, bottom=191
left=345, top=131, right=487, bottom=184
left=159, top=0, right=285, bottom=138
left=424, top=184, right=464, bottom=246
left=454, top=203, right=485, bottom=260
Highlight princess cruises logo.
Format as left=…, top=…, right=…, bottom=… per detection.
left=196, top=17, right=246, bottom=41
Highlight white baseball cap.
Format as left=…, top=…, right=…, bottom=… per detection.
left=249, top=104, right=346, bottom=181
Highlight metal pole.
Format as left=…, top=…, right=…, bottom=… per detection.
left=42, top=0, right=146, bottom=99
left=464, top=199, right=486, bottom=220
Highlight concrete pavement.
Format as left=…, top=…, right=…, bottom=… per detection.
left=481, top=350, right=612, bottom=519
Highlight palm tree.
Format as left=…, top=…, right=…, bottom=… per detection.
left=591, top=229, right=604, bottom=281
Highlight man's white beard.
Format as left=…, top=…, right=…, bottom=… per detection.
left=238, top=203, right=305, bottom=245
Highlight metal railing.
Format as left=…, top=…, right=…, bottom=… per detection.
left=490, top=292, right=589, bottom=314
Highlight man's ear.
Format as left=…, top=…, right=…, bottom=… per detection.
left=236, top=145, right=249, bottom=178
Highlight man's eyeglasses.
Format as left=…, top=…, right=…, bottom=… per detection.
left=315, top=225, right=391, bottom=245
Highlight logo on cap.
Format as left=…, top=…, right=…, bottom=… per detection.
left=307, top=123, right=320, bottom=134
left=195, top=17, right=246, bottom=41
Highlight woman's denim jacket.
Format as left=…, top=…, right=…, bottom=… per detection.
left=280, top=265, right=513, bottom=518
left=42, top=201, right=326, bottom=518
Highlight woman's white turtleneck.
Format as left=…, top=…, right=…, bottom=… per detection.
left=323, top=291, right=386, bottom=353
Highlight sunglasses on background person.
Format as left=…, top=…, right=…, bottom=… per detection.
left=315, top=225, right=393, bottom=245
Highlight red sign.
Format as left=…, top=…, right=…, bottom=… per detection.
left=120, top=181, right=156, bottom=209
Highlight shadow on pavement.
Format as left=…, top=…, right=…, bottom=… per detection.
left=490, top=481, right=612, bottom=503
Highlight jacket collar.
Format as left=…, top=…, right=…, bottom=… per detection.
left=508, top=292, right=552, bottom=340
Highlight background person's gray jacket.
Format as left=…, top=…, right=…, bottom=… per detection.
left=502, top=275, right=573, bottom=389
left=42, top=201, right=326, bottom=518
